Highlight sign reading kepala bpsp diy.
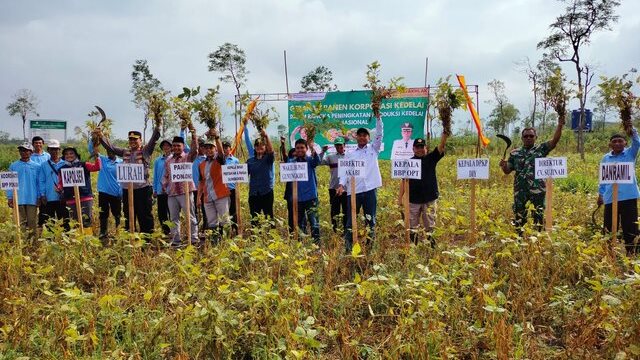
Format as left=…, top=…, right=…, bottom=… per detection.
left=456, top=158, right=490, bottom=180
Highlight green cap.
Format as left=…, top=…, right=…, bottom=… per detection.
left=334, top=137, right=345, bottom=145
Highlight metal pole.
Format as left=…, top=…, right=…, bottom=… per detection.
left=284, top=50, right=290, bottom=95
left=424, top=57, right=429, bottom=88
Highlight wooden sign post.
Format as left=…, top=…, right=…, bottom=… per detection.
left=599, top=162, right=634, bottom=243
left=280, top=162, right=309, bottom=241
left=61, top=167, right=87, bottom=233
left=170, top=162, right=194, bottom=244
left=1, top=171, right=20, bottom=240
left=339, top=159, right=367, bottom=247
left=222, top=164, right=249, bottom=236
left=535, top=157, right=568, bottom=232
left=457, top=158, right=490, bottom=242
left=391, top=159, right=422, bottom=243
left=116, top=163, right=146, bottom=233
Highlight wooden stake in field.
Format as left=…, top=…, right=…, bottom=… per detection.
left=611, top=183, right=619, bottom=242
left=60, top=167, right=88, bottom=233
left=403, top=179, right=410, bottom=243
left=470, top=178, right=477, bottom=241
left=534, top=157, right=568, bottom=234
left=184, top=182, right=192, bottom=242
left=350, top=175, right=357, bottom=245
left=128, top=182, right=135, bottom=233
left=456, top=158, right=489, bottom=243
left=598, top=161, right=633, bottom=244
left=12, top=188, right=20, bottom=242
left=292, top=180, right=299, bottom=242
left=280, top=161, right=308, bottom=241
left=235, top=182, right=243, bottom=236
left=73, top=185, right=84, bottom=233
left=544, top=177, right=553, bottom=232
left=221, top=164, right=249, bottom=237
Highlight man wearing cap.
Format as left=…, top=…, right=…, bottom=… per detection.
left=247, top=127, right=275, bottom=225
left=289, top=138, right=322, bottom=244
left=336, top=112, right=384, bottom=253
left=153, top=139, right=172, bottom=236
left=390, top=122, right=414, bottom=160
left=89, top=139, right=123, bottom=239
left=7, top=143, right=41, bottom=236
left=500, top=119, right=564, bottom=230
left=162, top=129, right=199, bottom=247
left=30, top=136, right=51, bottom=165
left=197, top=133, right=230, bottom=243
left=398, top=134, right=448, bottom=246
left=320, top=136, right=349, bottom=233
left=222, top=140, right=241, bottom=234
left=597, top=129, right=640, bottom=255
left=97, top=126, right=160, bottom=234
left=37, top=139, right=69, bottom=229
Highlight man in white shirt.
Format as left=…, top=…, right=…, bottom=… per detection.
left=390, top=122, right=414, bottom=159
left=336, top=114, right=383, bottom=253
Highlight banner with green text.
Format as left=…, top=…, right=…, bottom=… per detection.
left=288, top=88, right=429, bottom=160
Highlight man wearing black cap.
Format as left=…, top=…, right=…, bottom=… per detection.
left=96, top=124, right=160, bottom=234
left=390, top=122, right=415, bottom=159
left=398, top=133, right=448, bottom=246
left=336, top=113, right=384, bottom=253
left=153, top=139, right=172, bottom=235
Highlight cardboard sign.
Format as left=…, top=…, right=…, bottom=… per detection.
left=117, top=163, right=145, bottom=183
left=535, top=157, right=568, bottom=179
left=222, top=164, right=249, bottom=184
left=60, top=168, right=86, bottom=187
left=599, top=162, right=634, bottom=184
left=338, top=159, right=367, bottom=178
left=170, top=162, right=193, bottom=183
left=0, top=172, right=19, bottom=190
left=456, top=158, right=490, bottom=180
left=391, top=159, right=422, bottom=179
left=280, top=162, right=309, bottom=182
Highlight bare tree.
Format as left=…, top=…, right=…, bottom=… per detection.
left=6, top=89, right=39, bottom=141
left=537, top=0, right=620, bottom=158
left=131, top=59, right=164, bottom=141
left=208, top=43, right=249, bottom=134
left=516, top=57, right=540, bottom=128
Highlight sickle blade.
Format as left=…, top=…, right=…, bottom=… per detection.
left=95, top=105, right=107, bottom=126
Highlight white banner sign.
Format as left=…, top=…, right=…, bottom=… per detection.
left=456, top=158, right=490, bottom=180
left=599, top=162, right=634, bottom=184
left=391, top=159, right=422, bottom=179
left=0, top=172, right=19, bottom=190
left=222, top=164, right=249, bottom=184
left=280, top=162, right=309, bottom=182
left=60, top=168, right=86, bottom=187
left=535, top=157, right=568, bottom=179
left=117, top=163, right=145, bottom=184
left=170, top=162, right=193, bottom=183
left=338, top=159, right=367, bottom=178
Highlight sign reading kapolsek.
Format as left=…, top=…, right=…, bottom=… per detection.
left=535, top=157, right=568, bottom=179
left=170, top=163, right=193, bottom=183
left=222, top=164, right=249, bottom=184
left=391, top=159, right=422, bottom=179
left=117, top=164, right=145, bottom=183
left=456, top=158, right=490, bottom=180
left=338, top=159, right=367, bottom=178
left=0, top=172, right=19, bottom=190
left=280, top=163, right=309, bottom=182
left=60, top=168, right=86, bottom=187
left=599, top=162, right=634, bottom=184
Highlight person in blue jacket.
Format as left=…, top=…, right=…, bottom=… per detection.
left=89, top=140, right=123, bottom=239
left=7, top=142, right=40, bottom=236
left=247, top=127, right=275, bottom=225
left=597, top=128, right=640, bottom=255
left=38, top=139, right=69, bottom=230
left=288, top=138, right=321, bottom=245
left=153, top=139, right=172, bottom=235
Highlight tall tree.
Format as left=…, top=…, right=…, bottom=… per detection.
left=131, top=59, right=164, bottom=141
left=6, top=89, right=39, bottom=141
left=208, top=43, right=248, bottom=134
left=486, top=79, right=520, bottom=134
left=537, top=0, right=620, bottom=158
left=300, top=66, right=336, bottom=92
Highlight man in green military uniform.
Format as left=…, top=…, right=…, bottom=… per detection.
left=499, top=118, right=564, bottom=230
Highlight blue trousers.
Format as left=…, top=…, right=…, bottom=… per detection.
left=298, top=198, right=320, bottom=245
left=344, top=189, right=377, bottom=252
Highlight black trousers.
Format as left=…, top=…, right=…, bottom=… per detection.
left=99, top=192, right=121, bottom=236
left=604, top=198, right=639, bottom=254
left=156, top=193, right=170, bottom=235
left=192, top=190, right=207, bottom=231
left=40, top=200, right=70, bottom=230
left=229, top=189, right=238, bottom=233
left=329, top=188, right=348, bottom=233
left=122, top=186, right=154, bottom=234
left=248, top=190, right=274, bottom=226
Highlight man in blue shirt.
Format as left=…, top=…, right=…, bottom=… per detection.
left=597, top=129, right=640, bottom=255
left=289, top=138, right=321, bottom=245
left=38, top=139, right=68, bottom=230
left=30, top=136, right=51, bottom=165
left=247, top=128, right=275, bottom=225
left=153, top=139, right=172, bottom=236
left=223, top=140, right=241, bottom=234
left=7, top=142, right=40, bottom=236
left=90, top=140, right=124, bottom=239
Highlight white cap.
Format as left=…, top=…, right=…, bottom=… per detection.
left=47, top=139, right=61, bottom=148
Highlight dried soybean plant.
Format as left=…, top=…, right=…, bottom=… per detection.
left=545, top=68, right=570, bottom=126
left=363, top=61, right=406, bottom=118
left=433, top=76, right=466, bottom=136
left=597, top=69, right=639, bottom=136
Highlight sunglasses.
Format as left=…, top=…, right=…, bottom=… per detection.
left=522, top=135, right=535, bottom=138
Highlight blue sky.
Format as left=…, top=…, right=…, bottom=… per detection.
left=1, top=0, right=638, bottom=140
